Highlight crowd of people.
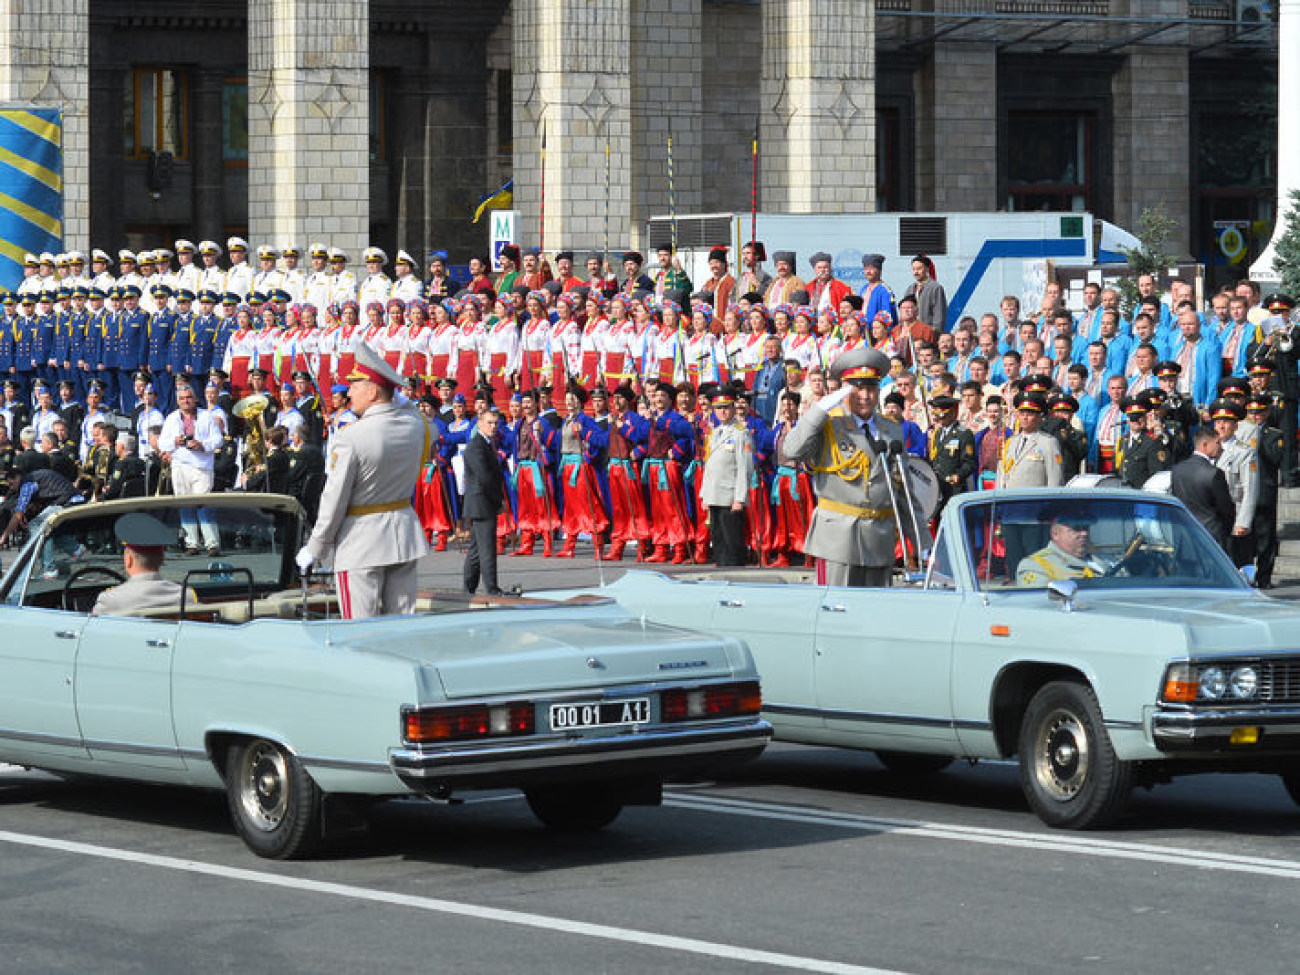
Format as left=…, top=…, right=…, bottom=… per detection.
left=0, top=237, right=1295, bottom=589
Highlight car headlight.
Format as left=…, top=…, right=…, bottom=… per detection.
left=1229, top=666, right=1259, bottom=699
left=1199, top=666, right=1227, bottom=700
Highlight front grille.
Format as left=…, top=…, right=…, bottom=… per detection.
left=1258, top=660, right=1300, bottom=703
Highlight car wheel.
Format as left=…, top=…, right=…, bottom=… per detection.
left=874, top=751, right=954, bottom=775
left=226, top=738, right=323, bottom=859
left=525, top=785, right=624, bottom=833
left=1018, top=681, right=1131, bottom=829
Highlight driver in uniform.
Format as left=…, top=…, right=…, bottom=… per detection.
left=1016, top=505, right=1107, bottom=586
left=92, top=513, right=185, bottom=616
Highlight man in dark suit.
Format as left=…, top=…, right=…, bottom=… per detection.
left=1170, top=427, right=1236, bottom=553
left=462, top=407, right=505, bottom=596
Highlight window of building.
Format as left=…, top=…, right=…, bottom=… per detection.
left=125, top=68, right=188, bottom=159
left=222, top=78, right=248, bottom=165
left=876, top=106, right=901, bottom=212
left=370, top=72, right=387, bottom=163
left=1006, top=112, right=1093, bottom=212
left=496, top=69, right=513, bottom=159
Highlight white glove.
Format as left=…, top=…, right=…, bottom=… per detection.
left=819, top=384, right=854, bottom=412
left=295, top=546, right=315, bottom=573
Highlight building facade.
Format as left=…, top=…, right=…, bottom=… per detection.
left=0, top=0, right=1277, bottom=291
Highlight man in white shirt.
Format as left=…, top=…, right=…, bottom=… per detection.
left=160, top=383, right=225, bottom=554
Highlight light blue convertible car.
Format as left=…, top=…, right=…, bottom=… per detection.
left=0, top=494, right=769, bottom=858
left=556, top=488, right=1300, bottom=829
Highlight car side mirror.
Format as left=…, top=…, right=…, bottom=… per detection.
left=1047, top=578, right=1078, bottom=613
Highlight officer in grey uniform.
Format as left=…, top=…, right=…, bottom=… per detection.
left=782, top=346, right=927, bottom=587
left=1210, top=398, right=1259, bottom=567
left=1015, top=505, right=1108, bottom=586
left=996, top=391, right=1064, bottom=489
left=92, top=513, right=186, bottom=616
left=297, top=340, right=431, bottom=618
left=699, top=389, right=753, bottom=566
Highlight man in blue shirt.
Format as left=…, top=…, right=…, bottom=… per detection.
left=752, top=333, right=786, bottom=427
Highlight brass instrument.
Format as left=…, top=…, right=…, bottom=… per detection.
left=233, top=393, right=270, bottom=483
left=76, top=443, right=111, bottom=499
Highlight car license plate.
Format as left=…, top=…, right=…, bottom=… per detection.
left=550, top=698, right=650, bottom=730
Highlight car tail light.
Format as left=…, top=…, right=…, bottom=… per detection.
left=404, top=703, right=535, bottom=744
left=661, top=681, right=762, bottom=722
left=1161, top=663, right=1199, bottom=703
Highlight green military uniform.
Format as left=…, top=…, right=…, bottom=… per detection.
left=1245, top=408, right=1284, bottom=586
left=927, top=414, right=976, bottom=504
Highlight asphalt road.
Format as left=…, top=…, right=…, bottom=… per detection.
left=2, top=747, right=1299, bottom=974
left=3, top=549, right=1297, bottom=973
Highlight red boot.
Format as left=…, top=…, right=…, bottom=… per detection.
left=511, top=532, right=534, bottom=557
left=542, top=533, right=554, bottom=557
left=645, top=544, right=669, bottom=563
left=770, top=552, right=790, bottom=568
left=557, top=535, right=577, bottom=558
left=693, top=541, right=708, bottom=564
left=670, top=544, right=688, bottom=565
left=433, top=532, right=448, bottom=552
left=607, top=541, right=625, bottom=562
left=496, top=536, right=507, bottom=555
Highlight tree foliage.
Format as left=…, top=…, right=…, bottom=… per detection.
left=1271, top=188, right=1300, bottom=300
left=1116, top=202, right=1179, bottom=319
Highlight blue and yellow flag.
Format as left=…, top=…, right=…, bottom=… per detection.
left=0, top=106, right=63, bottom=290
left=472, top=178, right=513, bottom=224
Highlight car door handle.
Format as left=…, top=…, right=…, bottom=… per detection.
left=820, top=604, right=847, bottom=613
left=718, top=599, right=745, bottom=608
left=145, top=639, right=171, bottom=649
left=54, top=630, right=79, bottom=640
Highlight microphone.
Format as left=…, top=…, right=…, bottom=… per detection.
left=886, top=439, right=904, bottom=458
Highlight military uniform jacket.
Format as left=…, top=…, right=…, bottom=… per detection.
left=1016, top=542, right=1108, bottom=586
left=305, top=398, right=430, bottom=572
left=1217, top=437, right=1259, bottom=532
left=928, top=422, right=977, bottom=492
left=783, top=401, right=924, bottom=568
left=93, top=572, right=185, bottom=617
left=700, top=421, right=752, bottom=508
left=1247, top=423, right=1285, bottom=508
left=996, top=430, right=1064, bottom=488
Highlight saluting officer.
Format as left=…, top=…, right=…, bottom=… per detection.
left=783, top=346, right=927, bottom=588
left=1209, top=398, right=1258, bottom=567
left=296, top=340, right=431, bottom=619
left=926, top=393, right=976, bottom=510
left=1046, top=393, right=1088, bottom=478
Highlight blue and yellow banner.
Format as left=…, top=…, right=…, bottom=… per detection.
left=473, top=178, right=513, bottom=225
left=0, top=106, right=63, bottom=290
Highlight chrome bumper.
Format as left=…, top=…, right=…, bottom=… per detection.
left=1152, top=705, right=1300, bottom=752
left=389, top=718, right=771, bottom=791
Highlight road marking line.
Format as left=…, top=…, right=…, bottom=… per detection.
left=0, top=829, right=909, bottom=975
left=666, top=794, right=1300, bottom=880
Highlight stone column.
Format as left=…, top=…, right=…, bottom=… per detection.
left=914, top=42, right=997, bottom=211
left=1111, top=0, right=1190, bottom=255
left=630, top=0, right=703, bottom=242
left=191, top=68, right=225, bottom=249
left=512, top=0, right=632, bottom=252
left=1251, top=0, right=1298, bottom=284
left=760, top=0, right=876, bottom=213
left=247, top=0, right=369, bottom=258
left=0, top=0, right=91, bottom=251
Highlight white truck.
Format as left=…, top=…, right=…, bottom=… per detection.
left=645, top=211, right=1140, bottom=330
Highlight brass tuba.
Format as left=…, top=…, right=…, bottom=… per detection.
left=233, top=393, right=270, bottom=481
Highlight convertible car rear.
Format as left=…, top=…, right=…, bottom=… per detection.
left=0, top=494, right=769, bottom=858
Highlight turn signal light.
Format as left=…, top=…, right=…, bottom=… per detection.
left=662, top=681, right=762, bottom=722
left=1161, top=664, right=1199, bottom=703
left=404, top=703, right=535, bottom=744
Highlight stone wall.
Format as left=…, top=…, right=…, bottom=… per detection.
left=914, top=42, right=996, bottom=211
left=701, top=2, right=764, bottom=214
left=0, top=0, right=90, bottom=250
left=247, top=0, right=370, bottom=258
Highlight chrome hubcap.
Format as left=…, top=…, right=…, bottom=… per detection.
left=238, top=742, right=288, bottom=832
left=1034, top=709, right=1090, bottom=801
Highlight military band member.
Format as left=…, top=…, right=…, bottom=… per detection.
left=297, top=341, right=431, bottom=619
left=100, top=435, right=146, bottom=501
left=783, top=346, right=926, bottom=588
left=1210, top=398, right=1258, bottom=567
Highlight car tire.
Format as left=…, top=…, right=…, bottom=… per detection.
left=1018, top=680, right=1131, bottom=829
left=525, top=785, right=624, bottom=833
left=226, top=738, right=323, bottom=859
left=874, top=751, right=954, bottom=775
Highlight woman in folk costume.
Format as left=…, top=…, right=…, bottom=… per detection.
left=254, top=304, right=285, bottom=384
left=718, top=306, right=746, bottom=387
left=445, top=392, right=475, bottom=502
left=603, top=295, right=637, bottom=392
left=764, top=391, right=816, bottom=567
left=413, top=406, right=459, bottom=552
left=627, top=298, right=655, bottom=389
left=586, top=383, right=650, bottom=561
left=402, top=299, right=431, bottom=387
left=377, top=298, right=407, bottom=373
left=685, top=305, right=721, bottom=388
left=294, top=304, right=321, bottom=386
left=555, top=382, right=610, bottom=558
left=869, top=310, right=900, bottom=358
left=550, top=293, right=583, bottom=384
left=426, top=301, right=457, bottom=384
left=454, top=295, right=487, bottom=394
left=771, top=304, right=793, bottom=342
left=221, top=307, right=258, bottom=399
left=651, top=298, right=686, bottom=385
left=579, top=292, right=610, bottom=389
left=815, top=309, right=842, bottom=368
left=519, top=291, right=552, bottom=391
left=361, top=300, right=385, bottom=350
left=332, top=301, right=361, bottom=392
left=836, top=310, right=867, bottom=365
left=509, top=388, right=560, bottom=557
left=784, top=307, right=820, bottom=370
left=483, top=297, right=521, bottom=403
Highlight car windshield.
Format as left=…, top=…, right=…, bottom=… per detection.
left=7, top=503, right=296, bottom=611
left=961, top=495, right=1244, bottom=592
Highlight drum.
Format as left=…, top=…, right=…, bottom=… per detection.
left=1141, top=470, right=1173, bottom=494
left=1066, top=473, right=1123, bottom=490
